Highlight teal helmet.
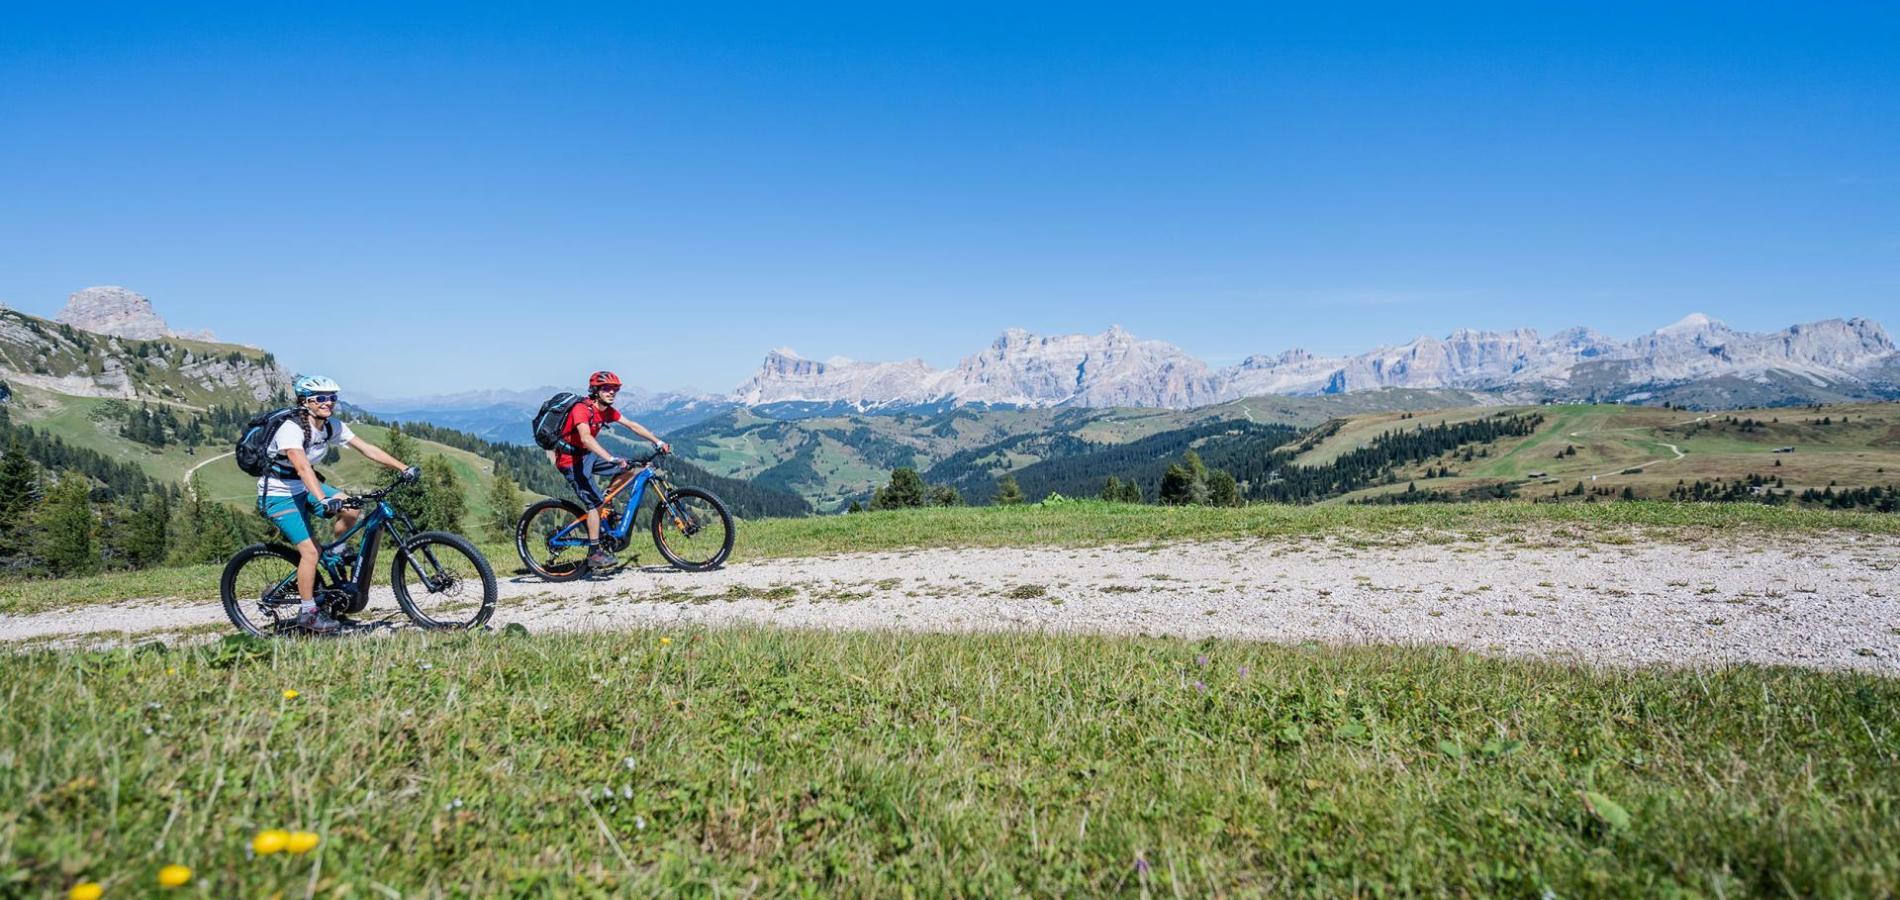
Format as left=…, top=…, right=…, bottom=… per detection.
left=293, top=374, right=341, bottom=398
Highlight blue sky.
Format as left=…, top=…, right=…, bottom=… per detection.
left=2, top=2, right=1895, bottom=398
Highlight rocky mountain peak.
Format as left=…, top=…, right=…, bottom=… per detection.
left=55, top=285, right=216, bottom=342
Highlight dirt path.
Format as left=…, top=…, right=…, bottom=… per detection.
left=182, top=451, right=235, bottom=497
left=8, top=533, right=1898, bottom=673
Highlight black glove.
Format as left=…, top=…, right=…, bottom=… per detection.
left=316, top=497, right=345, bottom=519
left=398, top=465, right=421, bottom=484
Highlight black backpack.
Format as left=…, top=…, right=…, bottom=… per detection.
left=235, top=408, right=334, bottom=478
left=531, top=392, right=586, bottom=451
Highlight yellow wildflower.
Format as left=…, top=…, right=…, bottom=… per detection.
left=157, top=864, right=191, bottom=888
left=286, top=831, right=320, bottom=854
left=253, top=829, right=290, bottom=855
left=68, top=883, right=103, bottom=900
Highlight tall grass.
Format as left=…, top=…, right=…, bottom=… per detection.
left=4, top=628, right=1896, bottom=895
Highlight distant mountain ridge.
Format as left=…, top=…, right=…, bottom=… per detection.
left=734, top=314, right=1899, bottom=409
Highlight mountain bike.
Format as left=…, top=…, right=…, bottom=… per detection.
left=516, top=451, right=735, bottom=581
left=220, top=476, right=498, bottom=636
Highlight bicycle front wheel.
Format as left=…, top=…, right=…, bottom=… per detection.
left=391, top=531, right=498, bottom=630
left=516, top=498, right=591, bottom=582
left=650, top=486, right=735, bottom=571
left=220, top=543, right=301, bottom=637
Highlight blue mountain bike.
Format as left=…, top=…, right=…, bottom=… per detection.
left=220, top=475, right=498, bottom=636
left=515, top=452, right=734, bottom=581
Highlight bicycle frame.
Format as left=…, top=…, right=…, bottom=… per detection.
left=259, top=493, right=430, bottom=607
left=547, top=464, right=662, bottom=548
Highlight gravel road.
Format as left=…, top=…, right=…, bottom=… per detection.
left=6, top=531, right=1897, bottom=673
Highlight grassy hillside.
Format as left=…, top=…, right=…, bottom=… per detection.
left=1311, top=402, right=1900, bottom=504
left=669, top=390, right=1507, bottom=511
left=4, top=381, right=508, bottom=518
left=6, top=628, right=1897, bottom=895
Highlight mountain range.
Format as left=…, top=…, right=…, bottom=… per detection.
left=735, top=315, right=1899, bottom=410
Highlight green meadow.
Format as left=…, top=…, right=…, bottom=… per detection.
left=4, top=628, right=1896, bottom=895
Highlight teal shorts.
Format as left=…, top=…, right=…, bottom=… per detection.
left=257, top=485, right=342, bottom=546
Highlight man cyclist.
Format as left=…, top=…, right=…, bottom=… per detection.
left=557, top=370, right=670, bottom=571
left=258, top=375, right=419, bottom=634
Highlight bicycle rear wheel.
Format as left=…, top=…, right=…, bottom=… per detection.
left=650, top=486, right=735, bottom=571
left=220, top=543, right=301, bottom=637
left=516, top=498, right=592, bottom=581
left=391, top=531, right=497, bottom=630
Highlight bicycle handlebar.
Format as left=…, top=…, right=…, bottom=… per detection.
left=340, top=474, right=416, bottom=509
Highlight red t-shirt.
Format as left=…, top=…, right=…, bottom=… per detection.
left=555, top=401, right=622, bottom=469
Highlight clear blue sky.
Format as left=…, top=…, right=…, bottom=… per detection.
left=2, top=2, right=1895, bottom=398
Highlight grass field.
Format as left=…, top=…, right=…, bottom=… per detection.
left=3, top=499, right=1896, bottom=616
left=1320, top=402, right=1900, bottom=504
left=4, top=627, right=1895, bottom=895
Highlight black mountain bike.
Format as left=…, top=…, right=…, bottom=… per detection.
left=516, top=452, right=734, bottom=581
left=221, top=476, right=498, bottom=636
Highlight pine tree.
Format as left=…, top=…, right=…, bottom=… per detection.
left=414, top=456, right=468, bottom=533
left=169, top=473, right=259, bottom=564
left=930, top=485, right=963, bottom=507
left=34, top=471, right=99, bottom=576
left=1117, top=478, right=1143, bottom=504
left=1158, top=464, right=1193, bottom=505
left=1100, top=476, right=1124, bottom=502
left=105, top=490, right=172, bottom=569
left=382, top=424, right=419, bottom=469
left=1207, top=469, right=1240, bottom=507
left=872, top=468, right=928, bottom=509
left=485, top=468, right=524, bottom=542
left=0, top=437, right=41, bottom=561
left=991, top=473, right=1024, bottom=506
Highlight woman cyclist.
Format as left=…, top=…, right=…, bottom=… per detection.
left=258, top=375, right=418, bottom=633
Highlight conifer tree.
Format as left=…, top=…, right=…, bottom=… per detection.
left=414, top=456, right=468, bottom=533
left=930, top=485, right=963, bottom=507
left=382, top=424, right=419, bottom=470
left=0, top=437, right=40, bottom=561
left=872, top=468, right=927, bottom=509
left=485, top=468, right=524, bottom=542
left=34, top=471, right=98, bottom=576
left=992, top=473, right=1024, bottom=506
left=1117, top=478, right=1143, bottom=504
left=1100, top=476, right=1123, bottom=502
left=1207, top=469, right=1240, bottom=507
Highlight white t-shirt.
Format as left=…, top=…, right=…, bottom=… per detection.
left=256, top=417, right=357, bottom=497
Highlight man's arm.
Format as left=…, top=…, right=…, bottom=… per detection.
left=617, top=419, right=668, bottom=452
left=577, top=428, right=618, bottom=463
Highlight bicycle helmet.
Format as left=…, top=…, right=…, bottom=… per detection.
left=293, top=374, right=341, bottom=397
left=588, top=371, right=622, bottom=391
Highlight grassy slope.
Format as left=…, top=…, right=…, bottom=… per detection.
left=5, top=500, right=1895, bottom=615
left=4, top=628, right=1895, bottom=895
left=5, top=382, right=505, bottom=513
left=1311, top=402, right=1900, bottom=503
left=671, top=391, right=1507, bottom=511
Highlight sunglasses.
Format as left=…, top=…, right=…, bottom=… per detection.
left=305, top=393, right=339, bottom=404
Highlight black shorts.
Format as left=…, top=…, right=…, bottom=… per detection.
left=560, top=455, right=621, bottom=509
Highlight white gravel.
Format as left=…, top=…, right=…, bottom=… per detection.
left=6, top=532, right=1898, bottom=673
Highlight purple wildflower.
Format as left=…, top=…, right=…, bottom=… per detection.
left=1136, top=855, right=1151, bottom=876
left=1195, top=654, right=1210, bottom=667
left=1193, top=679, right=1207, bottom=692
left=1237, top=665, right=1251, bottom=678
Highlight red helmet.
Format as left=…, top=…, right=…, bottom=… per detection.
left=588, top=370, right=622, bottom=391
